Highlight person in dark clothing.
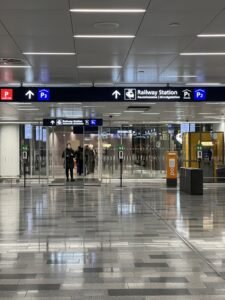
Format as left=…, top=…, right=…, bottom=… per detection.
left=208, top=149, right=212, bottom=162
left=76, top=146, right=84, bottom=176
left=62, top=143, right=75, bottom=182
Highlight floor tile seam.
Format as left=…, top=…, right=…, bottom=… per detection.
left=143, top=201, right=225, bottom=281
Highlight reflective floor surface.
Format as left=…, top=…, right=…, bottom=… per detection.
left=0, top=182, right=225, bottom=299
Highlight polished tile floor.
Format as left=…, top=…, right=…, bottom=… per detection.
left=0, top=182, right=225, bottom=299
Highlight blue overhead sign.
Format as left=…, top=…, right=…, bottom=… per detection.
left=194, top=89, right=206, bottom=101
left=38, top=89, right=50, bottom=101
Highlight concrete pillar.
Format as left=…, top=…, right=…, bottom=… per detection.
left=0, top=125, right=20, bottom=177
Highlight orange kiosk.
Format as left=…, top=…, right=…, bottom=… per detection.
left=166, top=151, right=178, bottom=187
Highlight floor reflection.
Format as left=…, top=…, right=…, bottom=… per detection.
left=0, top=184, right=224, bottom=298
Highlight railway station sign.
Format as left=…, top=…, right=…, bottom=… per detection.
left=0, top=86, right=225, bottom=102
left=43, top=118, right=103, bottom=127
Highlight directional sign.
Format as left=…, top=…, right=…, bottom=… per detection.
left=25, top=90, right=35, bottom=100
left=1, top=86, right=225, bottom=102
left=43, top=118, right=103, bottom=127
left=112, top=90, right=121, bottom=99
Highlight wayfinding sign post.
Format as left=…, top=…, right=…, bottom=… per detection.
left=21, top=144, right=28, bottom=188
left=117, top=144, right=125, bottom=188
left=197, top=144, right=203, bottom=168
left=0, top=86, right=225, bottom=102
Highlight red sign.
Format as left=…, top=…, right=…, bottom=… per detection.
left=1, top=89, right=13, bottom=101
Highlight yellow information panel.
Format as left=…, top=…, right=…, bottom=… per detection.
left=166, top=151, right=178, bottom=186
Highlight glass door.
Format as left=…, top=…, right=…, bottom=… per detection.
left=20, top=123, right=48, bottom=184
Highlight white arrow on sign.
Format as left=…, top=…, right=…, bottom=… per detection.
left=25, top=90, right=35, bottom=100
left=112, top=90, right=121, bottom=99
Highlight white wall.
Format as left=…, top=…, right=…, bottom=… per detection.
left=0, top=125, right=20, bottom=177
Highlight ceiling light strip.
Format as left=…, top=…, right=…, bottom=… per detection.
left=77, top=66, right=122, bottom=69
left=198, top=34, right=225, bottom=37
left=180, top=52, right=225, bottom=56
left=70, top=9, right=146, bottom=13
left=0, top=65, right=31, bottom=68
left=74, top=35, right=135, bottom=38
left=23, top=52, right=76, bottom=55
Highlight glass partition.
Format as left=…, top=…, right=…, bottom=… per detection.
left=101, top=125, right=177, bottom=180
left=20, top=124, right=47, bottom=183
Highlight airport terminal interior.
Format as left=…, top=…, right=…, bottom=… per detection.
left=1, top=0, right=225, bottom=299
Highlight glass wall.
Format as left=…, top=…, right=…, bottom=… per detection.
left=20, top=124, right=47, bottom=182
left=1, top=122, right=223, bottom=185
left=101, top=125, right=180, bottom=180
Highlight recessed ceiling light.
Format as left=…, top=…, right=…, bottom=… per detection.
left=23, top=52, right=76, bottom=55
left=10, top=102, right=32, bottom=105
left=94, top=22, right=119, bottom=29
left=113, top=121, right=129, bottom=124
left=198, top=112, right=217, bottom=115
left=124, top=110, right=145, bottom=113
left=180, top=52, right=225, bottom=56
left=164, top=111, right=184, bottom=113
left=197, top=34, right=225, bottom=37
left=104, top=112, right=121, bottom=115
left=74, top=35, right=135, bottom=38
left=202, top=115, right=222, bottom=119
left=70, top=9, right=146, bottom=13
left=161, top=75, right=197, bottom=78
left=0, top=65, right=31, bottom=68
left=187, top=82, right=222, bottom=86
left=77, top=66, right=122, bottom=69
left=17, top=108, right=40, bottom=111
left=206, top=102, right=225, bottom=105
left=142, top=113, right=160, bottom=115
left=169, top=22, right=180, bottom=27
left=83, top=105, right=105, bottom=108
left=57, top=102, right=82, bottom=105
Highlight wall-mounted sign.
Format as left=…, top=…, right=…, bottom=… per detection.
left=25, top=124, right=32, bottom=139
left=181, top=123, right=195, bottom=134
left=36, top=126, right=42, bottom=141
left=43, top=118, right=103, bottom=127
left=0, top=86, right=224, bottom=102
